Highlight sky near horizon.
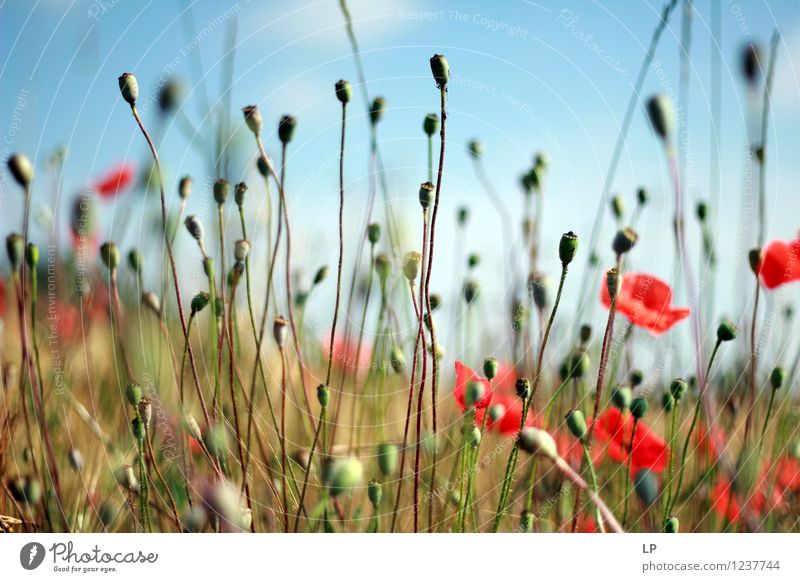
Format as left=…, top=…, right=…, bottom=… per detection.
left=2, top=0, right=800, bottom=364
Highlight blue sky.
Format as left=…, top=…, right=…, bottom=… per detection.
left=2, top=0, right=800, bottom=359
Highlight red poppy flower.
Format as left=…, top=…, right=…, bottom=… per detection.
left=592, top=408, right=670, bottom=474
left=756, top=235, right=800, bottom=289
left=324, top=336, right=372, bottom=376
left=694, top=422, right=727, bottom=462
left=555, top=432, right=585, bottom=470
left=710, top=474, right=783, bottom=524
left=600, top=272, right=690, bottom=336
left=775, top=456, right=800, bottom=494
left=93, top=163, right=135, bottom=198
left=454, top=361, right=493, bottom=410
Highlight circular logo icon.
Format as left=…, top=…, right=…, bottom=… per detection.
left=20, top=542, right=46, bottom=570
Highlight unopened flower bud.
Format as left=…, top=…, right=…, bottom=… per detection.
left=634, top=469, right=659, bottom=506
left=646, top=94, right=675, bottom=141
left=467, top=139, right=482, bottom=159
left=178, top=175, right=193, bottom=200
left=637, top=187, right=648, bottom=206
left=185, top=215, right=204, bottom=241
left=423, top=113, right=439, bottom=136
left=566, top=349, right=590, bottom=380
left=457, top=206, right=469, bottom=226
left=327, top=458, right=362, bottom=497
left=483, top=357, right=498, bottom=380
left=390, top=346, right=405, bottom=373
left=559, top=231, right=579, bottom=266
left=25, top=243, right=38, bottom=268
left=717, top=320, right=738, bottom=342
left=463, top=280, right=479, bottom=304
left=429, top=54, right=450, bottom=87
left=670, top=378, right=688, bottom=401
left=369, top=97, right=386, bottom=125
left=518, top=427, right=558, bottom=459
left=662, top=391, right=675, bottom=412
left=138, top=397, right=152, bottom=427
left=579, top=324, right=592, bottom=345
left=234, top=239, right=251, bottom=262
left=748, top=248, right=762, bottom=275
left=530, top=272, right=549, bottom=310
left=611, top=195, right=625, bottom=220
left=100, top=241, right=120, bottom=270
left=630, top=369, right=644, bottom=387
left=368, top=479, right=383, bottom=507
left=213, top=178, right=230, bottom=205
left=125, top=382, right=142, bottom=407
left=612, top=386, right=633, bottom=410
left=335, top=80, right=352, bottom=104
left=317, top=384, right=330, bottom=407
left=696, top=201, right=708, bottom=222
left=313, top=265, right=328, bottom=286
left=429, top=293, right=442, bottom=311
left=377, top=442, right=399, bottom=475
left=663, top=516, right=679, bottom=533
left=741, top=43, right=762, bottom=86
left=465, top=380, right=485, bottom=409
left=191, top=291, right=210, bottom=314
left=118, top=73, right=138, bottom=106
left=7, top=153, right=33, bottom=188
left=234, top=182, right=247, bottom=207
left=242, top=105, right=263, bottom=135
left=631, top=397, right=649, bottom=419
left=566, top=409, right=587, bottom=440
left=128, top=249, right=143, bottom=273
left=467, top=253, right=480, bottom=269
left=142, top=291, right=161, bottom=315
left=770, top=367, right=785, bottom=390
left=488, top=404, right=505, bottom=424
left=466, top=426, right=481, bottom=447
left=69, top=448, right=84, bottom=472
left=115, top=465, right=138, bottom=491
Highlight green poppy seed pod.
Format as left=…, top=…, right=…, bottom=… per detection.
left=242, top=105, right=263, bottom=135
left=488, top=404, right=505, bottom=424
left=662, top=391, right=675, bottom=412
left=369, top=96, right=386, bottom=125
left=534, top=151, right=548, bottom=171
left=234, top=239, right=251, bottom=262
left=174, top=178, right=191, bottom=204
left=634, top=468, right=659, bottom=506
left=138, top=397, right=152, bottom=427
left=466, top=426, right=482, bottom=447
left=115, top=465, right=138, bottom=491
left=213, top=178, right=230, bottom=205
left=770, top=367, right=785, bottom=390
left=403, top=251, right=422, bottom=282
left=367, top=223, right=381, bottom=245
left=118, top=73, right=138, bottom=106
left=530, top=272, right=549, bottom=310
left=611, top=195, right=625, bottom=220
left=429, top=54, right=450, bottom=87
left=630, top=369, right=644, bottom=387
left=696, top=201, right=708, bottom=223
left=612, top=227, right=639, bottom=256
left=390, top=345, right=405, bottom=373
left=185, top=215, right=204, bottom=241
left=518, top=427, right=558, bottom=459
left=670, top=378, right=688, bottom=401
left=125, top=382, right=142, bottom=407
left=463, top=280, right=480, bottom=304
left=566, top=348, right=590, bottom=380
left=515, top=377, right=531, bottom=399
left=277, top=114, right=297, bottom=145
left=465, top=380, right=485, bottom=409
left=23, top=478, right=42, bottom=505
left=142, top=291, right=161, bottom=315
left=423, top=113, right=439, bottom=136
left=566, top=409, right=587, bottom=440
left=273, top=316, right=288, bottom=347
left=612, top=386, right=633, bottom=411
left=631, top=397, right=649, bottom=420
left=256, top=156, right=269, bottom=178
left=663, top=516, right=679, bottom=533
left=467, top=139, right=482, bottom=159
left=430, top=293, right=442, bottom=311
left=606, top=268, right=623, bottom=301
left=327, top=458, right=363, bottom=497
left=559, top=231, right=579, bottom=266
left=419, top=181, right=434, bottom=209
left=7, top=153, right=34, bottom=188
left=69, top=448, right=84, bottom=472
left=375, top=253, right=391, bottom=284
left=748, top=248, right=762, bottom=275
left=313, top=265, right=328, bottom=286
left=646, top=94, right=675, bottom=141
left=317, top=383, right=330, bottom=408
left=377, top=442, right=399, bottom=475
left=25, top=243, right=39, bottom=268
left=741, top=43, right=762, bottom=86
left=579, top=324, right=592, bottom=345
left=637, top=187, right=648, bottom=206
left=717, top=320, right=738, bottom=342
left=128, top=249, right=143, bottom=273
left=467, top=253, right=480, bottom=269
left=191, top=291, right=210, bottom=314
left=234, top=182, right=248, bottom=207
left=100, top=241, right=120, bottom=270
left=157, top=78, right=183, bottom=114
left=203, top=424, right=228, bottom=460
left=483, top=357, right=498, bottom=380
left=520, top=510, right=534, bottom=532
left=589, top=251, right=599, bottom=266
left=457, top=206, right=469, bottom=226
left=368, top=479, right=382, bottom=507
left=335, top=80, right=352, bottom=104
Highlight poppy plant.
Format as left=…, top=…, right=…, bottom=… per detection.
left=710, top=474, right=782, bottom=525
left=592, top=408, right=670, bottom=474
left=756, top=235, right=800, bottom=289
left=93, top=162, right=135, bottom=198
left=600, top=272, right=690, bottom=336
